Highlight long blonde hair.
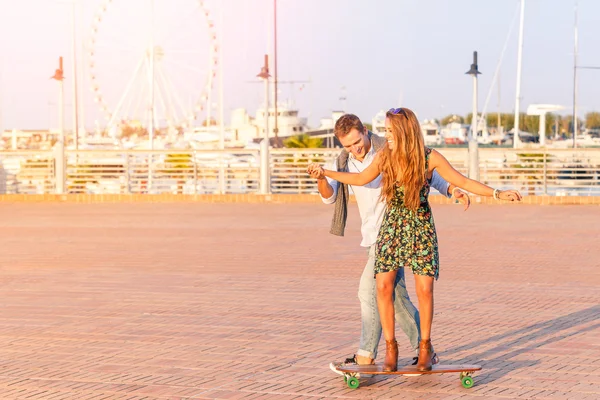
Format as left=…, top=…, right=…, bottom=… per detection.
left=379, top=108, right=426, bottom=212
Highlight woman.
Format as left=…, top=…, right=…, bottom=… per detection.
left=308, top=108, right=521, bottom=372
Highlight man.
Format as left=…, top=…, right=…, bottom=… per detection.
left=308, top=114, right=470, bottom=372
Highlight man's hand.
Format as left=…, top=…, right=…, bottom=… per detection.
left=498, top=190, right=522, bottom=202
left=307, top=163, right=325, bottom=180
left=452, top=188, right=471, bottom=211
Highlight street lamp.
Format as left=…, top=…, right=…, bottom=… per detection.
left=50, top=57, right=66, bottom=194
left=70, top=0, right=80, bottom=151
left=572, top=0, right=600, bottom=148
left=56, top=0, right=81, bottom=150
left=513, top=0, right=526, bottom=149
left=465, top=51, right=481, bottom=181
left=257, top=55, right=271, bottom=194
left=273, top=0, right=279, bottom=147
left=573, top=0, right=578, bottom=148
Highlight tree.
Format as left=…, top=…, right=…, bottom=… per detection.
left=523, top=115, right=539, bottom=134
left=545, top=113, right=559, bottom=136
left=161, top=153, right=195, bottom=194
left=440, top=114, right=463, bottom=125
left=120, top=123, right=148, bottom=139
left=438, top=111, right=597, bottom=137
left=559, top=116, right=571, bottom=136
left=479, top=113, right=527, bottom=133
left=483, top=113, right=520, bottom=132
left=502, top=113, right=515, bottom=132
left=278, top=134, right=324, bottom=192
left=509, top=153, right=547, bottom=196
left=202, top=118, right=218, bottom=127
left=559, top=115, right=583, bottom=136
left=283, top=134, right=323, bottom=148
left=585, top=112, right=600, bottom=129
left=485, top=113, right=502, bottom=128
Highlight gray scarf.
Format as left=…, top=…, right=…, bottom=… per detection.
left=330, top=131, right=386, bottom=236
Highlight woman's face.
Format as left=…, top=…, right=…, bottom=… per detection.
left=384, top=117, right=396, bottom=151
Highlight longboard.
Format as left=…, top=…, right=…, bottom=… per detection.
left=336, top=363, right=482, bottom=389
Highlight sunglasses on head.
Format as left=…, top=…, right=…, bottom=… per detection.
left=388, top=108, right=408, bottom=117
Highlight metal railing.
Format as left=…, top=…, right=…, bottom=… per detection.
left=1, top=148, right=599, bottom=196
left=271, top=149, right=336, bottom=193
left=0, top=150, right=260, bottom=195
left=0, top=151, right=55, bottom=194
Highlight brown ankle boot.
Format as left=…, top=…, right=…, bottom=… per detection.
left=383, top=339, right=398, bottom=372
left=417, top=339, right=433, bottom=371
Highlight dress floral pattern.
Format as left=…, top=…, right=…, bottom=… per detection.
left=374, top=147, right=439, bottom=279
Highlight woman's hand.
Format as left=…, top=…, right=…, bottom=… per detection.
left=498, top=190, right=522, bottom=202
left=307, top=163, right=325, bottom=180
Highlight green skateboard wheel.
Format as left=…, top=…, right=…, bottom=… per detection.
left=347, top=376, right=360, bottom=389
left=461, top=375, right=474, bottom=388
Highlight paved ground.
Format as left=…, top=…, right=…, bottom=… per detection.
left=0, top=202, right=599, bottom=400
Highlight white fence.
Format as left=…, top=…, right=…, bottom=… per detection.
left=1, top=148, right=599, bottom=196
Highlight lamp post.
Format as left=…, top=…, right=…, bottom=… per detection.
left=573, top=0, right=578, bottom=148
left=273, top=0, right=279, bottom=147
left=257, top=55, right=271, bottom=194
left=149, top=0, right=156, bottom=150
left=513, top=0, right=525, bottom=149
left=51, top=57, right=66, bottom=194
left=465, top=51, right=481, bottom=181
left=70, top=0, right=79, bottom=151
left=218, top=6, right=225, bottom=194
left=572, top=0, right=600, bottom=147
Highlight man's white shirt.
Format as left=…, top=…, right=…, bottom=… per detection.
left=321, top=145, right=450, bottom=247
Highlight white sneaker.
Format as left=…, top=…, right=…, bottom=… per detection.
left=329, top=355, right=369, bottom=378
left=329, top=361, right=356, bottom=377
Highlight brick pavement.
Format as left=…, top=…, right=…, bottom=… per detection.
left=0, top=203, right=599, bottom=399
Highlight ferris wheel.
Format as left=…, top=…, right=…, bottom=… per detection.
left=88, top=0, right=219, bottom=136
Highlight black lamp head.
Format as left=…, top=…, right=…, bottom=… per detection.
left=465, top=51, right=481, bottom=76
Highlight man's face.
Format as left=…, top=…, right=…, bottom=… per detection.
left=339, top=128, right=368, bottom=160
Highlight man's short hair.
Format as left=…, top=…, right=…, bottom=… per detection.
left=334, top=114, right=365, bottom=138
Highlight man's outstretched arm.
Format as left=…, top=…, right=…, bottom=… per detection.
left=430, top=170, right=451, bottom=198
left=431, top=170, right=471, bottom=211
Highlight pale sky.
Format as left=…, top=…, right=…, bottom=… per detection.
left=1, top=0, right=599, bottom=131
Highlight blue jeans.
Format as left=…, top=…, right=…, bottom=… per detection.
left=356, top=245, right=422, bottom=360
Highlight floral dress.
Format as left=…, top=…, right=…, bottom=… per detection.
left=374, top=147, right=439, bottom=279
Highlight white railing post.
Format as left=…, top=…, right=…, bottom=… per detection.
left=260, top=139, right=271, bottom=194
left=147, top=153, right=153, bottom=194
left=54, top=142, right=65, bottom=194
left=219, top=151, right=226, bottom=194
left=543, top=149, right=548, bottom=195
left=193, top=150, right=198, bottom=195
left=125, top=153, right=131, bottom=194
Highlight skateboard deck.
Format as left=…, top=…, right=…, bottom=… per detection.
left=336, top=363, right=482, bottom=389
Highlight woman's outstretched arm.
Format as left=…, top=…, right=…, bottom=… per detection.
left=429, top=149, right=522, bottom=201
left=307, top=153, right=382, bottom=187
